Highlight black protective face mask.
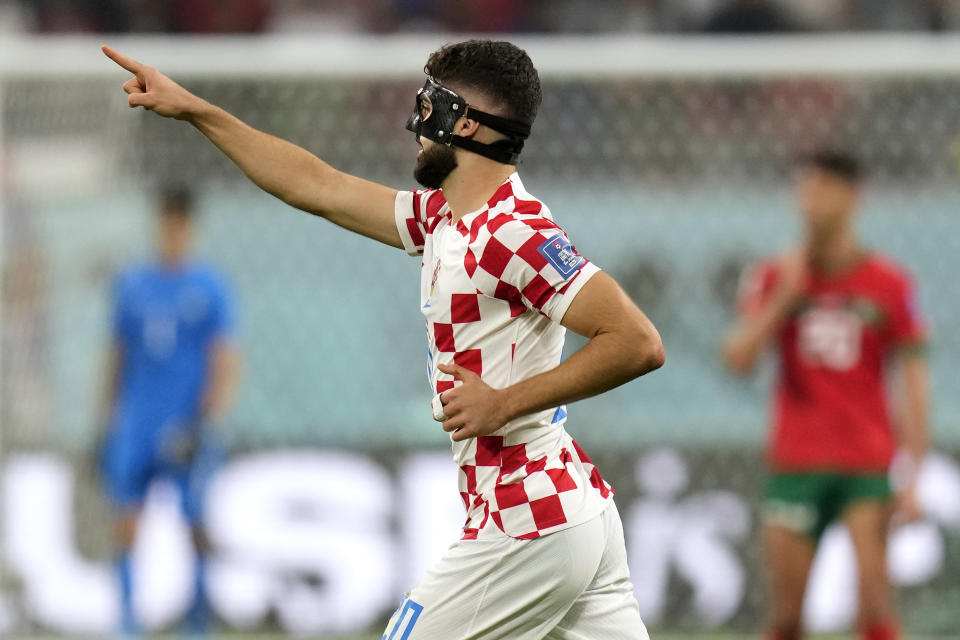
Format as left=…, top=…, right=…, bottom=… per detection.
left=405, top=77, right=532, bottom=165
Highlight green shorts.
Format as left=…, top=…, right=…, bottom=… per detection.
left=762, top=472, right=892, bottom=542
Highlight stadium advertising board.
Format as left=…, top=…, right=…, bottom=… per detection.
left=2, top=448, right=959, bottom=636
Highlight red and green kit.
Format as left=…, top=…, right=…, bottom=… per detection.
left=740, top=252, right=927, bottom=474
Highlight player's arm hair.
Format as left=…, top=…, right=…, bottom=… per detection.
left=892, top=352, right=930, bottom=468
left=189, top=104, right=403, bottom=248
left=201, top=337, right=241, bottom=424
left=498, top=272, right=664, bottom=422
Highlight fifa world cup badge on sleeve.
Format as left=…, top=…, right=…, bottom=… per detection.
left=538, top=232, right=585, bottom=278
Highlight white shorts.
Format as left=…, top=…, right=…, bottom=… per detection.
left=382, top=501, right=648, bottom=640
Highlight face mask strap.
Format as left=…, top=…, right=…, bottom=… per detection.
left=464, top=107, right=531, bottom=140
left=449, top=136, right=522, bottom=165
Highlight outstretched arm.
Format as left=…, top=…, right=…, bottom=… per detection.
left=437, top=272, right=665, bottom=441
left=102, top=46, right=403, bottom=248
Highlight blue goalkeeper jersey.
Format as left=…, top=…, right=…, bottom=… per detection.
left=111, top=260, right=234, bottom=434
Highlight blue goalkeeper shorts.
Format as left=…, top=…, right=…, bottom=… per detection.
left=100, top=418, right=226, bottom=525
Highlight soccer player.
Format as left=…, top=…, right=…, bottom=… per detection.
left=96, top=187, right=240, bottom=636
left=102, top=40, right=664, bottom=639
left=722, top=151, right=930, bottom=640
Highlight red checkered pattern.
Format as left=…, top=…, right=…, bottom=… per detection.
left=394, top=173, right=614, bottom=540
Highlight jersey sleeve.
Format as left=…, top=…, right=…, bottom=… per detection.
left=469, top=218, right=600, bottom=323
left=736, top=260, right=778, bottom=317
left=887, top=270, right=927, bottom=351
left=394, top=188, right=447, bottom=256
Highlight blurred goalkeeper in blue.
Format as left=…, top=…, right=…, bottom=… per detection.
left=95, top=187, right=240, bottom=636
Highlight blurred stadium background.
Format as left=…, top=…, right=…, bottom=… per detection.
left=2, top=1, right=960, bottom=638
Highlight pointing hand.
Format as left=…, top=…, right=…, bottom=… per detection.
left=102, top=45, right=203, bottom=120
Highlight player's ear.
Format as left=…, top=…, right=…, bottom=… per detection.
left=458, top=116, right=480, bottom=138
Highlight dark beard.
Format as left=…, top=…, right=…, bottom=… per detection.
left=414, top=143, right=458, bottom=189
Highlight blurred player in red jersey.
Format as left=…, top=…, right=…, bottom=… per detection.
left=723, top=150, right=930, bottom=640
left=101, top=40, right=664, bottom=639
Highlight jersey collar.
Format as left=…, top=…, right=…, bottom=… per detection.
left=452, top=172, right=523, bottom=236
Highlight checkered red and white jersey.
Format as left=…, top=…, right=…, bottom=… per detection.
left=394, top=172, right=614, bottom=541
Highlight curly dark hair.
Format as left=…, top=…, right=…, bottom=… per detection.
left=424, top=40, right=542, bottom=127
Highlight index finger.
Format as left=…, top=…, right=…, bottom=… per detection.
left=102, top=45, right=144, bottom=74
left=449, top=426, right=471, bottom=442
left=438, top=363, right=472, bottom=380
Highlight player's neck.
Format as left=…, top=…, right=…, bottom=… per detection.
left=441, top=159, right=516, bottom=222
left=809, top=226, right=863, bottom=274
left=159, top=252, right=190, bottom=270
